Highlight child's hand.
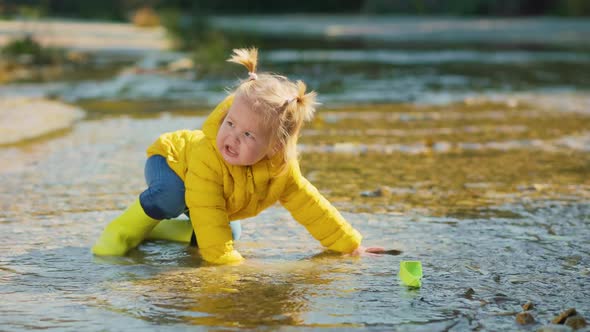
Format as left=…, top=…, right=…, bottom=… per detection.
left=349, top=246, right=387, bottom=256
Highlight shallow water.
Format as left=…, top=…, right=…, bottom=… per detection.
left=4, top=205, right=589, bottom=330
left=4, top=47, right=590, bottom=107
left=1, top=16, right=590, bottom=331
left=1, top=97, right=589, bottom=330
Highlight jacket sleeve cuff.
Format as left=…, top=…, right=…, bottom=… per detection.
left=201, top=246, right=244, bottom=265
left=327, top=229, right=363, bottom=253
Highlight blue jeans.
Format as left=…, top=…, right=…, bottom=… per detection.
left=139, top=155, right=241, bottom=242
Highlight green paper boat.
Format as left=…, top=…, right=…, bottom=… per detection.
left=399, top=261, right=423, bottom=288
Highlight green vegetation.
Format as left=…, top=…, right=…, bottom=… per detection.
left=1, top=35, right=63, bottom=65
left=158, top=8, right=259, bottom=76
left=159, top=10, right=225, bottom=69
left=0, top=35, right=102, bottom=83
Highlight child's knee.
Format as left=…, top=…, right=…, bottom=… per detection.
left=139, top=184, right=185, bottom=220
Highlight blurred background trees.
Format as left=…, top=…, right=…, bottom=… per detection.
left=1, top=0, right=589, bottom=20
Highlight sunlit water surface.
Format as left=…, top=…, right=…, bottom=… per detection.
left=1, top=100, right=589, bottom=331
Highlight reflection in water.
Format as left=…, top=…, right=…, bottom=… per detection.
left=111, top=261, right=328, bottom=327
left=0, top=183, right=589, bottom=330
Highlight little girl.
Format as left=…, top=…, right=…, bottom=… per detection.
left=93, top=48, right=381, bottom=264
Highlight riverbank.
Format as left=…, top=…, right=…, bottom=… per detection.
left=0, top=19, right=171, bottom=146
left=0, top=19, right=171, bottom=55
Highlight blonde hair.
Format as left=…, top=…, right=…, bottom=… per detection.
left=227, top=47, right=318, bottom=172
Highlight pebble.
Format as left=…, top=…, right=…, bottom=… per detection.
left=463, top=287, right=475, bottom=300
left=564, top=315, right=587, bottom=330
left=537, top=324, right=574, bottom=332
left=516, top=312, right=535, bottom=325
left=552, top=308, right=577, bottom=325
left=360, top=186, right=392, bottom=198
left=522, top=301, right=535, bottom=311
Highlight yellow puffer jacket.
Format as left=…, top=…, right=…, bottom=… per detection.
left=146, top=95, right=362, bottom=264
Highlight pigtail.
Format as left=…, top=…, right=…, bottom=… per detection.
left=227, top=48, right=258, bottom=75
left=282, top=80, right=318, bottom=136
left=293, top=80, right=318, bottom=122
left=271, top=80, right=320, bottom=169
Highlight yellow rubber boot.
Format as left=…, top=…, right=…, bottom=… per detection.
left=92, top=199, right=159, bottom=256
left=146, top=219, right=193, bottom=243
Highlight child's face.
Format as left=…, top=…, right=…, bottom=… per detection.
left=216, top=96, right=273, bottom=166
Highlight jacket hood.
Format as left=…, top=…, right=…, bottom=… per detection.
left=202, top=94, right=234, bottom=143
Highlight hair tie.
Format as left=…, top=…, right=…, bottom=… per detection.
left=248, top=72, right=258, bottom=80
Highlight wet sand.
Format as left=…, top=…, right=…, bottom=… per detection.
left=0, top=97, right=84, bottom=146
left=0, top=18, right=169, bottom=147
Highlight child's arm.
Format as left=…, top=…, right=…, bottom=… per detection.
left=185, top=144, right=244, bottom=265
left=279, top=161, right=362, bottom=254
